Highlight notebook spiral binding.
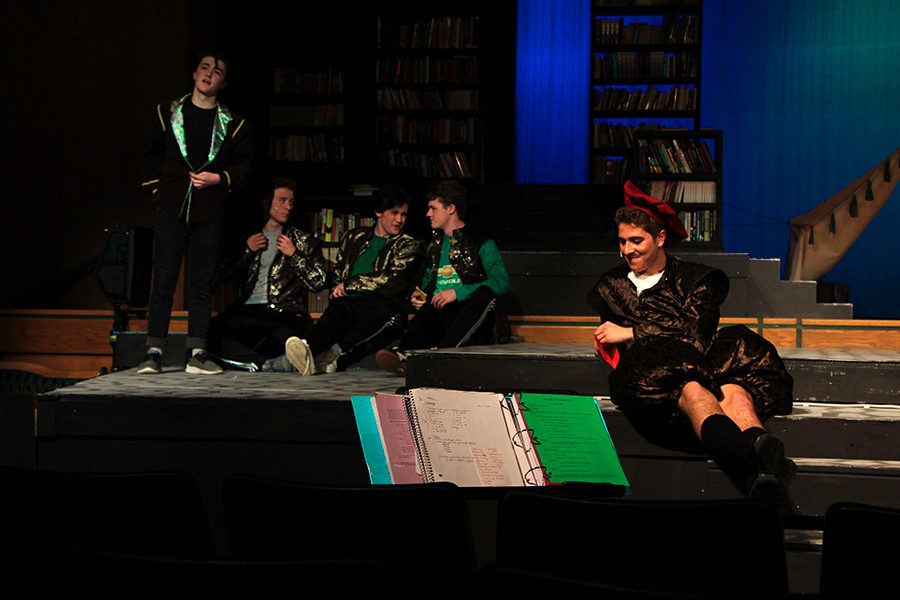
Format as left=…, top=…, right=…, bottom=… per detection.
left=404, top=393, right=434, bottom=482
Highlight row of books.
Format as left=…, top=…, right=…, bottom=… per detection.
left=311, top=209, right=375, bottom=244
left=592, top=122, right=680, bottom=149
left=376, top=116, right=477, bottom=145
left=375, top=57, right=479, bottom=85
left=377, top=16, right=479, bottom=50
left=595, top=0, right=700, bottom=5
left=592, top=51, right=699, bottom=80
left=269, top=104, right=344, bottom=127
left=376, top=88, right=478, bottom=111
left=594, top=14, right=698, bottom=45
left=273, top=67, right=343, bottom=95
left=678, top=208, right=718, bottom=243
left=645, top=180, right=718, bottom=205
left=593, top=156, right=631, bottom=185
left=636, top=137, right=717, bottom=174
left=594, top=85, right=697, bottom=112
left=380, top=149, right=476, bottom=178
left=269, top=134, right=345, bottom=162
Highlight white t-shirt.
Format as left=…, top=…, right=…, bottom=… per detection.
left=628, top=270, right=664, bottom=296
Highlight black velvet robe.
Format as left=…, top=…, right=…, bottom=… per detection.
left=588, top=255, right=793, bottom=451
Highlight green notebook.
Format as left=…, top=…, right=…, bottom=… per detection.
left=515, top=393, right=630, bottom=490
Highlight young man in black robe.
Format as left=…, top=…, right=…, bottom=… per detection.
left=589, top=182, right=796, bottom=507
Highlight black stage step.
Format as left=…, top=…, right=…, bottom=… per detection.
left=405, top=343, right=900, bottom=515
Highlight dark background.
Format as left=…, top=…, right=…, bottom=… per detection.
left=0, top=0, right=519, bottom=311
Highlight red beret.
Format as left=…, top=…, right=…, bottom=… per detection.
left=623, top=181, right=687, bottom=247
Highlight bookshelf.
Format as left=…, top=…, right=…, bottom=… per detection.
left=631, top=128, right=722, bottom=247
left=590, top=0, right=703, bottom=186
left=374, top=15, right=482, bottom=180
left=268, top=64, right=348, bottom=173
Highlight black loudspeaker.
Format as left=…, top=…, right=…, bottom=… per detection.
left=94, top=226, right=153, bottom=307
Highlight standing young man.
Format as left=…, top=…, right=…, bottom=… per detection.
left=138, top=51, right=253, bottom=374
left=208, top=177, right=328, bottom=369
left=284, top=185, right=422, bottom=375
left=376, top=180, right=508, bottom=377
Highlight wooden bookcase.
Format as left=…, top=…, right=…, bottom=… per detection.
left=267, top=63, right=348, bottom=177
left=590, top=0, right=703, bottom=186
left=374, top=15, right=483, bottom=180
left=631, top=128, right=722, bottom=248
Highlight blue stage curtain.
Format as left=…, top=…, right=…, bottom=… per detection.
left=702, top=0, right=900, bottom=318
left=515, top=0, right=590, bottom=184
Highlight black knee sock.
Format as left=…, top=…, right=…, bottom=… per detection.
left=700, top=414, right=757, bottom=494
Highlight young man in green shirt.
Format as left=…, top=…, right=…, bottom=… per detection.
left=284, top=185, right=421, bottom=375
left=377, top=180, right=508, bottom=376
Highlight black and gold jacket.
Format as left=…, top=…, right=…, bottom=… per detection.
left=139, top=94, right=253, bottom=224
left=331, top=227, right=422, bottom=302
left=231, top=226, right=328, bottom=314
left=423, top=225, right=487, bottom=292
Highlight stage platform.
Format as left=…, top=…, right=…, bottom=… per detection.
left=21, top=341, right=900, bottom=593
left=32, top=343, right=900, bottom=514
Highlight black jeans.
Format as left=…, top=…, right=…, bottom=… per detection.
left=306, top=294, right=404, bottom=362
left=207, top=302, right=313, bottom=364
left=147, top=208, right=222, bottom=351
left=399, top=285, right=496, bottom=351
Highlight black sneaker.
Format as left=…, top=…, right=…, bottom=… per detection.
left=136, top=351, right=162, bottom=374
left=260, top=353, right=298, bottom=373
left=185, top=351, right=223, bottom=375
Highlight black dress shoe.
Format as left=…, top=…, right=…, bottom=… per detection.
left=750, top=433, right=798, bottom=513
left=753, top=433, right=797, bottom=485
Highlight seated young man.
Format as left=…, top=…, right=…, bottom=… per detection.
left=284, top=185, right=422, bottom=375
left=589, top=181, right=796, bottom=508
left=208, top=177, right=328, bottom=369
left=376, top=180, right=509, bottom=377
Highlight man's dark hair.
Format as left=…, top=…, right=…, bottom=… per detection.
left=194, top=50, right=230, bottom=81
left=374, top=184, right=411, bottom=213
left=425, top=179, right=468, bottom=220
left=261, top=177, right=298, bottom=219
left=615, top=206, right=661, bottom=237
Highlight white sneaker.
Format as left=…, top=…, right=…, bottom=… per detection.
left=285, top=337, right=315, bottom=375
left=185, top=351, right=223, bottom=374
left=314, top=343, right=341, bottom=374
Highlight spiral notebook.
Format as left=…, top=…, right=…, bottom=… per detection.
left=352, top=388, right=629, bottom=490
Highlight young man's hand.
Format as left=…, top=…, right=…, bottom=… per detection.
left=431, top=289, right=457, bottom=310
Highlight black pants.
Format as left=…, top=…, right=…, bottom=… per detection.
left=399, top=285, right=496, bottom=351
left=306, top=295, right=403, bottom=362
left=208, top=302, right=313, bottom=364
left=147, top=208, right=222, bottom=351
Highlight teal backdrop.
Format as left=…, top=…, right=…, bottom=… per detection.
left=516, top=0, right=900, bottom=318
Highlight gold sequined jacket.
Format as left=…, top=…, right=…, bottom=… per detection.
left=233, top=226, right=328, bottom=314
left=331, top=227, right=423, bottom=301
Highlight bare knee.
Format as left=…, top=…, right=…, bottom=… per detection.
left=720, top=383, right=763, bottom=431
